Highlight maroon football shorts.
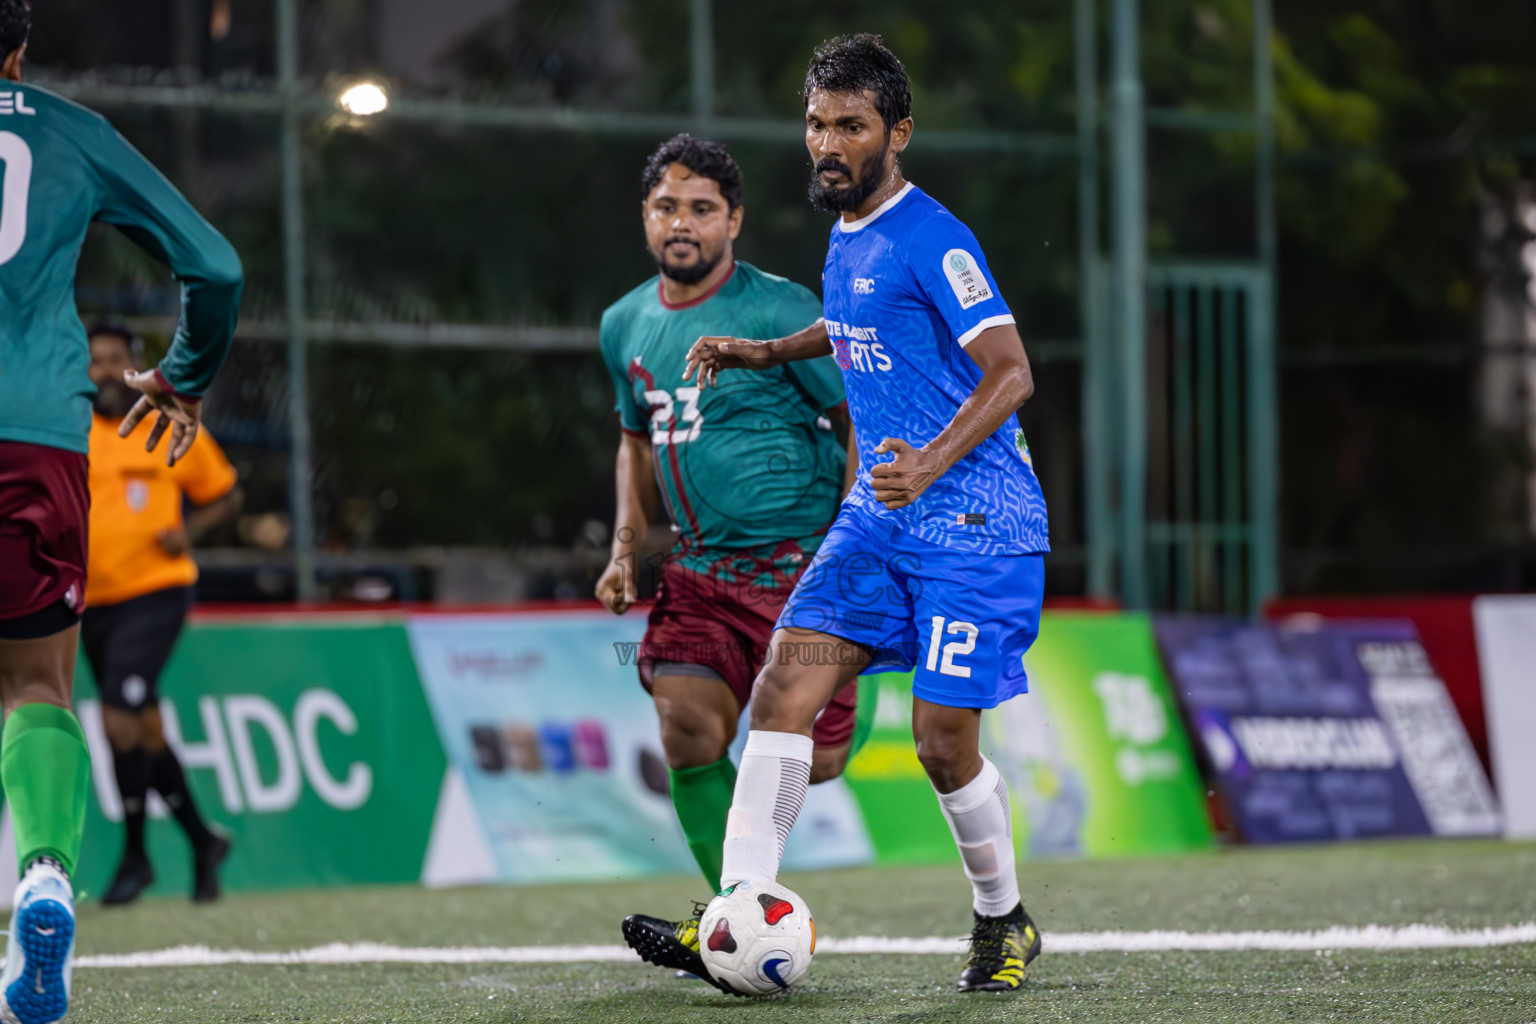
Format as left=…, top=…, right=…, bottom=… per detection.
left=0, top=441, right=89, bottom=629
left=638, top=558, right=859, bottom=750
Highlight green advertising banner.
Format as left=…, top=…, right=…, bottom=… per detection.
left=0, top=609, right=1210, bottom=901
left=844, top=612, right=1212, bottom=864
left=66, top=618, right=446, bottom=898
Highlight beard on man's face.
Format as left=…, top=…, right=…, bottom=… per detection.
left=91, top=378, right=138, bottom=419
left=808, top=136, right=891, bottom=214
left=652, top=235, right=726, bottom=286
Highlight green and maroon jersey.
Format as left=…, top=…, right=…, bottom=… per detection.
left=0, top=84, right=243, bottom=454
left=600, top=260, right=847, bottom=587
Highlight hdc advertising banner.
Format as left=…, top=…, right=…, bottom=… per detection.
left=44, top=618, right=447, bottom=899
left=9, top=609, right=1219, bottom=900
left=1158, top=618, right=1500, bottom=844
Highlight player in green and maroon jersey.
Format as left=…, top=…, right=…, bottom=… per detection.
left=0, top=4, right=242, bottom=1020
left=596, top=134, right=870, bottom=986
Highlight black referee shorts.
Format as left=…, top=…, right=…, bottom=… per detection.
left=80, top=586, right=193, bottom=711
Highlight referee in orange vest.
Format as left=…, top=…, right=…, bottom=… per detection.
left=84, top=323, right=242, bottom=904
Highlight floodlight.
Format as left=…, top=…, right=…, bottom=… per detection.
left=339, top=82, right=389, bottom=117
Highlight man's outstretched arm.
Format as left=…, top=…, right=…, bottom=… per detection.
left=683, top=319, right=832, bottom=387
left=88, top=118, right=244, bottom=463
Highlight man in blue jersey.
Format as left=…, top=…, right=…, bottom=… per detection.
left=685, top=34, right=1048, bottom=993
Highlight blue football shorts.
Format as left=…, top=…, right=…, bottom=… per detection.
left=776, top=504, right=1045, bottom=709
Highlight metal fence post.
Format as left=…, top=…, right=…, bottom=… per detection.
left=1250, top=0, right=1280, bottom=609
left=277, top=0, right=317, bottom=601
left=1110, top=0, right=1147, bottom=608
left=690, top=0, right=715, bottom=126
left=1077, top=0, right=1115, bottom=600
left=1247, top=273, right=1279, bottom=612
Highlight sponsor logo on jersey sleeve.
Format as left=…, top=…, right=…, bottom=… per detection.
left=943, top=249, right=993, bottom=308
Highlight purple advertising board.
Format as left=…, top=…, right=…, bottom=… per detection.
left=1156, top=618, right=1500, bottom=844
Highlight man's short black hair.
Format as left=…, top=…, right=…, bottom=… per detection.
left=87, top=321, right=144, bottom=358
left=0, top=0, right=29, bottom=58
left=802, top=33, right=912, bottom=133
left=641, top=134, right=744, bottom=210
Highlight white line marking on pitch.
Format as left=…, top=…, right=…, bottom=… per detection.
left=75, top=924, right=1536, bottom=968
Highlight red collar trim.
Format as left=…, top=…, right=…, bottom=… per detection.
left=657, top=260, right=737, bottom=311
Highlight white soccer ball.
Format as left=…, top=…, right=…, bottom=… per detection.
left=697, top=880, right=816, bottom=996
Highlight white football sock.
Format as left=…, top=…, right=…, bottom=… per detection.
left=934, top=756, right=1022, bottom=917
left=718, top=730, right=813, bottom=890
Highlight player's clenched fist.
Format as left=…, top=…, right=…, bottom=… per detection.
left=683, top=335, right=776, bottom=387
left=871, top=437, right=941, bottom=510
left=595, top=558, right=637, bottom=615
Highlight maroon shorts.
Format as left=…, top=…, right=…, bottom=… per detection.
left=638, top=559, right=859, bottom=749
left=0, top=442, right=89, bottom=625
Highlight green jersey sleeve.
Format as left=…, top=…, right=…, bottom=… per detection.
left=88, top=119, right=243, bottom=399
left=772, top=283, right=845, bottom=412
left=599, top=308, right=646, bottom=435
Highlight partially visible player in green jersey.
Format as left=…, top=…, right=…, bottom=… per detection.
left=0, top=58, right=241, bottom=454
left=597, top=135, right=871, bottom=988
left=0, top=5, right=242, bottom=1021
left=598, top=228, right=848, bottom=581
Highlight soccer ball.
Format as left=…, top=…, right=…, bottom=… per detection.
left=697, top=880, right=816, bottom=995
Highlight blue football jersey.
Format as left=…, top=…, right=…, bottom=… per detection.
left=821, top=183, right=1049, bottom=555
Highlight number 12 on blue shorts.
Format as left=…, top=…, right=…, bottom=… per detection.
left=777, top=506, right=1045, bottom=710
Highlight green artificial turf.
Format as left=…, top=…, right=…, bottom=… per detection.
left=61, top=839, right=1536, bottom=1023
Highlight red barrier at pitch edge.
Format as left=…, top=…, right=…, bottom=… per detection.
left=193, top=596, right=1122, bottom=620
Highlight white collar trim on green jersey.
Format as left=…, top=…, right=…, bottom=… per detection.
left=837, top=181, right=915, bottom=233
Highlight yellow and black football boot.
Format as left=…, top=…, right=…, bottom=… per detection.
left=621, top=903, right=729, bottom=992
left=956, top=904, right=1042, bottom=992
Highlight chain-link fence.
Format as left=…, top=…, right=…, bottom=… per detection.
left=34, top=0, right=1536, bottom=604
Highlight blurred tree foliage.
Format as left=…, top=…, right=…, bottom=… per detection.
left=306, top=348, right=615, bottom=548
left=57, top=0, right=1536, bottom=591
left=1121, top=0, right=1536, bottom=588
left=1257, top=0, right=1534, bottom=588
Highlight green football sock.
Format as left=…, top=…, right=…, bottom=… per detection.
left=2, top=703, right=90, bottom=877
left=850, top=676, right=879, bottom=762
left=670, top=756, right=737, bottom=891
